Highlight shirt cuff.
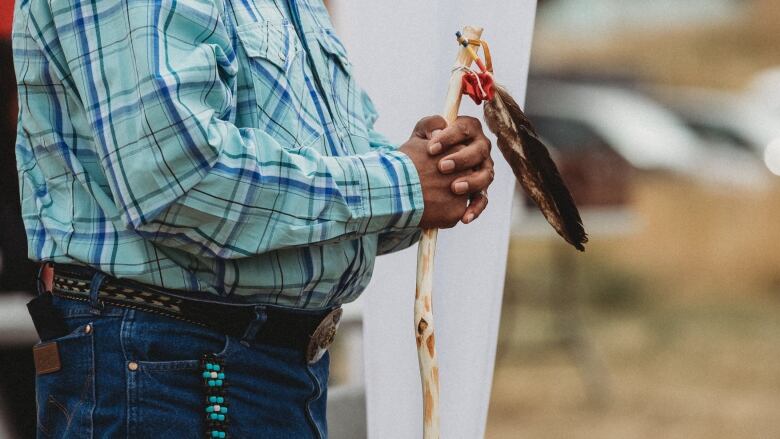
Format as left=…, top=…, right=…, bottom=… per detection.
left=328, top=149, right=424, bottom=235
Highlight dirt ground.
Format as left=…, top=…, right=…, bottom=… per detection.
left=485, top=295, right=780, bottom=438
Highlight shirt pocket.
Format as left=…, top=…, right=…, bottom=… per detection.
left=236, top=21, right=321, bottom=149
left=315, top=29, right=370, bottom=142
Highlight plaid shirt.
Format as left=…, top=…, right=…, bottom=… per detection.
left=12, top=0, right=423, bottom=308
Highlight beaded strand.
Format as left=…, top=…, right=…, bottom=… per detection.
left=201, top=355, right=229, bottom=438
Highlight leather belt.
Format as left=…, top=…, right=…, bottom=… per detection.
left=48, top=264, right=341, bottom=363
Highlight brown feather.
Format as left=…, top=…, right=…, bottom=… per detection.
left=484, top=84, right=588, bottom=251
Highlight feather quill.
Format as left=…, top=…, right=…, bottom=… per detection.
left=484, top=84, right=588, bottom=251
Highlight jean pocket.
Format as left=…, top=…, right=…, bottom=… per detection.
left=35, top=324, right=95, bottom=438
left=127, top=358, right=204, bottom=438
left=127, top=340, right=233, bottom=438
left=125, top=316, right=231, bottom=438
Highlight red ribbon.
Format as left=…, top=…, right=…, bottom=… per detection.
left=461, top=71, right=495, bottom=105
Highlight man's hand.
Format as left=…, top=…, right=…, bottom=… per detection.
left=428, top=115, right=494, bottom=225
left=399, top=116, right=494, bottom=229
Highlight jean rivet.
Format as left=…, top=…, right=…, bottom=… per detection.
left=84, top=324, right=92, bottom=334
left=128, top=361, right=139, bottom=371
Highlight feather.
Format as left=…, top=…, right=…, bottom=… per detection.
left=484, top=84, right=588, bottom=251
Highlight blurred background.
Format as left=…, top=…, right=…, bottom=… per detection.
left=0, top=1, right=39, bottom=438
left=487, top=0, right=780, bottom=438
left=1, top=0, right=779, bottom=438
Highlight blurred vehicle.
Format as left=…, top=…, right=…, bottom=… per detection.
left=525, top=79, right=770, bottom=190
left=527, top=79, right=702, bottom=171
left=645, top=85, right=780, bottom=157
left=646, top=84, right=780, bottom=177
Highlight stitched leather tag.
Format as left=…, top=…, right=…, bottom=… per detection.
left=33, top=342, right=61, bottom=375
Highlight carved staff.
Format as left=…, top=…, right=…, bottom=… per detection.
left=415, top=25, right=483, bottom=439
left=415, top=26, right=588, bottom=439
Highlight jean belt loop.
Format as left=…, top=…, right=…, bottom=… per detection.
left=240, top=305, right=267, bottom=346
left=35, top=261, right=54, bottom=297
left=89, top=271, right=107, bottom=314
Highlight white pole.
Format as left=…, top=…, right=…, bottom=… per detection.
left=334, top=2, right=537, bottom=437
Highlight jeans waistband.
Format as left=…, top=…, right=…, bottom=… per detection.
left=48, top=263, right=340, bottom=353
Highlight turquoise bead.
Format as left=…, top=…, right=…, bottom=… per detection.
left=210, top=413, right=218, bottom=420
left=209, top=396, right=217, bottom=403
left=219, top=433, right=226, bottom=438
left=218, top=373, right=225, bottom=379
left=208, top=380, right=216, bottom=387
left=217, top=397, right=224, bottom=404
left=215, top=380, right=223, bottom=386
left=211, top=431, right=220, bottom=438
left=221, top=407, right=228, bottom=414
left=213, top=364, right=221, bottom=371
left=206, top=406, right=214, bottom=413
left=217, top=414, right=225, bottom=421
left=206, top=363, right=214, bottom=370
left=202, top=372, right=211, bottom=378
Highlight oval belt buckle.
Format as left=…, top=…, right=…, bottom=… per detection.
left=306, top=308, right=343, bottom=364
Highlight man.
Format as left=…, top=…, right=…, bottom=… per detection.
left=13, top=0, right=494, bottom=437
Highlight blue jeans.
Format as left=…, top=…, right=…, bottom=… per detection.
left=35, top=296, right=329, bottom=438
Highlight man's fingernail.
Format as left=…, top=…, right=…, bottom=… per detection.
left=429, top=142, right=442, bottom=154
left=465, top=213, right=475, bottom=224
left=440, top=160, right=455, bottom=172
left=453, top=181, right=469, bottom=194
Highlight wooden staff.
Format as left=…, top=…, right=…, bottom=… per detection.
left=415, top=25, right=484, bottom=439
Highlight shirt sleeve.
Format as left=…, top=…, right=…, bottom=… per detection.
left=360, top=90, right=423, bottom=255
left=41, top=0, right=423, bottom=259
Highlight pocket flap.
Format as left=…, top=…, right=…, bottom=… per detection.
left=236, top=22, right=299, bottom=71
left=317, top=29, right=352, bottom=73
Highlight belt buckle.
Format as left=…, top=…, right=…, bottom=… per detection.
left=306, top=308, right=342, bottom=364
